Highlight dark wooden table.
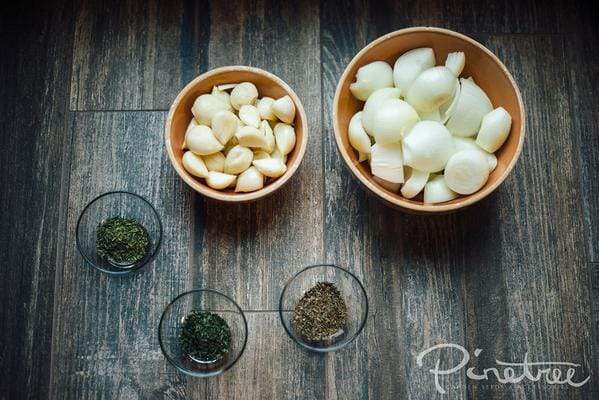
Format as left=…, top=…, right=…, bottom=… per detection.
left=1, top=0, right=597, bottom=399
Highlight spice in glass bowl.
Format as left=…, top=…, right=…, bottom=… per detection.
left=96, top=217, right=150, bottom=266
left=293, top=282, right=348, bottom=342
left=179, top=311, right=232, bottom=363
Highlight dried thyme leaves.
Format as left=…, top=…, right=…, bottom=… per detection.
left=293, top=282, right=348, bottom=342
left=96, top=217, right=149, bottom=265
left=180, top=311, right=232, bottom=362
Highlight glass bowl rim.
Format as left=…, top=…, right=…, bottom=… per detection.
left=278, top=263, right=369, bottom=353
left=158, top=288, right=249, bottom=378
left=75, top=190, right=163, bottom=276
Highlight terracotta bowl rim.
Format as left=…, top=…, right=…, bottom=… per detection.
left=332, top=26, right=526, bottom=213
left=165, top=65, right=309, bottom=202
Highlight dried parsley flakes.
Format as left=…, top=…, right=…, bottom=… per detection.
left=96, top=217, right=149, bottom=265
left=180, top=311, right=232, bottom=362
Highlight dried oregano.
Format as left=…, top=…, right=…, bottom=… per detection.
left=293, top=282, right=348, bottom=342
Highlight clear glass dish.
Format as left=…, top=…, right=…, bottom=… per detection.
left=279, top=264, right=368, bottom=352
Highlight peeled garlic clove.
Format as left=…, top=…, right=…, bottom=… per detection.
left=272, top=95, right=296, bottom=124
left=260, top=120, right=276, bottom=153
left=211, top=110, right=239, bottom=145
left=253, top=150, right=270, bottom=160
left=406, top=66, right=458, bottom=113
left=446, top=78, right=493, bottom=137
left=348, top=112, right=371, bottom=154
left=236, top=126, right=269, bottom=149
left=206, top=171, right=236, bottom=190
left=235, top=166, right=264, bottom=192
left=361, top=87, right=402, bottom=135
left=371, top=99, right=420, bottom=144
left=453, top=137, right=497, bottom=172
left=370, top=142, right=404, bottom=184
left=439, top=80, right=461, bottom=123
left=223, top=136, right=239, bottom=156
left=182, top=151, right=209, bottom=178
left=402, top=121, right=455, bottom=173
left=400, top=168, right=429, bottom=199
left=393, top=47, right=436, bottom=93
left=202, top=151, right=225, bottom=172
left=274, top=123, right=296, bottom=156
left=445, top=52, right=465, bottom=77
left=182, top=118, right=199, bottom=150
left=239, top=104, right=261, bottom=128
left=252, top=158, right=287, bottom=178
left=372, top=176, right=401, bottom=192
left=230, top=82, right=258, bottom=110
left=424, top=175, right=458, bottom=204
left=224, top=145, right=253, bottom=174
left=186, top=125, right=224, bottom=155
left=191, top=94, right=232, bottom=126
left=444, top=149, right=490, bottom=195
left=257, top=97, right=276, bottom=120
left=476, top=107, right=512, bottom=153
left=270, top=148, right=287, bottom=163
left=211, top=85, right=231, bottom=106
left=349, top=61, right=394, bottom=101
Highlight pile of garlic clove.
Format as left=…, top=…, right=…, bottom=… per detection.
left=181, top=83, right=296, bottom=193
left=348, top=48, right=512, bottom=204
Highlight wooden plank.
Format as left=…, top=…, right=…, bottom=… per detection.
left=49, top=112, right=203, bottom=399
left=0, top=2, right=75, bottom=398
left=69, top=0, right=210, bottom=111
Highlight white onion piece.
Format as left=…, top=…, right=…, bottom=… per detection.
left=400, top=168, right=429, bottom=199
left=253, top=150, right=270, bottom=160
left=224, top=145, right=253, bottom=174
left=392, top=47, right=436, bottom=93
left=230, top=82, right=258, bottom=110
left=238, top=105, right=261, bottom=128
left=402, top=121, right=455, bottom=172
left=476, top=107, right=512, bottom=152
left=424, top=175, right=458, bottom=204
left=446, top=78, right=493, bottom=137
left=371, top=99, right=419, bottom=144
left=361, top=87, right=402, bottom=135
left=406, top=66, right=458, bottom=113
left=274, top=123, right=296, bottom=155
left=453, top=137, right=497, bottom=172
left=444, top=150, right=490, bottom=195
left=439, top=80, right=460, bottom=123
left=206, top=171, right=236, bottom=190
left=348, top=112, right=371, bottom=154
left=358, top=152, right=369, bottom=162
left=186, top=125, right=224, bottom=155
left=218, top=83, right=237, bottom=91
left=191, top=94, right=232, bottom=126
left=202, top=152, right=225, bottom=172
left=236, top=126, right=269, bottom=149
left=253, top=158, right=287, bottom=178
left=235, top=166, right=264, bottom=192
left=445, top=52, right=465, bottom=77
left=181, top=118, right=199, bottom=150
left=349, top=61, right=394, bottom=101
left=370, top=142, right=404, bottom=184
left=259, top=120, right=276, bottom=153
left=211, top=85, right=231, bottom=106
left=272, top=95, right=296, bottom=124
left=211, top=110, right=239, bottom=145
left=419, top=108, right=441, bottom=122
left=182, top=151, right=209, bottom=178
left=373, top=176, right=401, bottom=192
left=257, top=97, right=276, bottom=120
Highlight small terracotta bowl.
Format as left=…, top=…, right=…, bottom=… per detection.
left=333, top=27, right=525, bottom=213
left=165, top=66, right=308, bottom=202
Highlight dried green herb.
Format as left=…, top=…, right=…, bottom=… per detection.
left=180, top=311, right=231, bottom=362
left=293, top=282, right=348, bottom=342
left=96, top=217, right=149, bottom=265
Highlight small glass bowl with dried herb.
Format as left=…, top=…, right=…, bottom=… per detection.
left=279, top=264, right=368, bottom=352
left=159, top=289, right=248, bottom=377
left=76, top=191, right=162, bottom=275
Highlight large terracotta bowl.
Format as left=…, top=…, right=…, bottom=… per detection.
left=333, top=27, right=525, bottom=213
left=166, top=66, right=308, bottom=202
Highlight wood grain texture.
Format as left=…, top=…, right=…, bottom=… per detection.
left=49, top=112, right=203, bottom=399
left=69, top=0, right=210, bottom=111
left=0, top=2, right=74, bottom=398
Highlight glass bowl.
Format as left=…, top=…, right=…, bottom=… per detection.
left=159, top=289, right=248, bottom=377
left=76, top=191, right=162, bottom=275
left=279, top=264, right=368, bottom=352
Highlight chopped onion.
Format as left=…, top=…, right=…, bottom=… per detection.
left=400, top=168, right=429, bottom=199
left=350, top=61, right=394, bottom=101
left=406, top=66, right=458, bottom=113
left=439, top=80, right=460, bottom=123
left=348, top=111, right=371, bottom=154
left=446, top=78, right=493, bottom=137
left=370, top=99, right=419, bottom=144
left=453, top=137, right=497, bottom=172
left=445, top=52, right=465, bottom=77
left=361, top=87, right=401, bottom=135
left=476, top=107, right=512, bottom=152
left=444, top=150, right=490, bottom=195
left=373, top=176, right=401, bottom=192
left=424, top=175, right=458, bottom=204
left=402, top=121, right=455, bottom=173
left=392, top=47, right=436, bottom=93
left=370, top=142, right=404, bottom=184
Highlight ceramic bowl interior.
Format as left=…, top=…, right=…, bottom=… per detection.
left=165, top=66, right=308, bottom=202
left=333, top=27, right=525, bottom=213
